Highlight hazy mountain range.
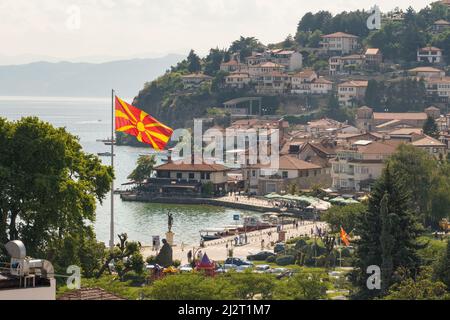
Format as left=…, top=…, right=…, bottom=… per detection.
left=0, top=54, right=184, bottom=97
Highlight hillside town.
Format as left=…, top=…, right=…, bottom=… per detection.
left=2, top=0, right=450, bottom=303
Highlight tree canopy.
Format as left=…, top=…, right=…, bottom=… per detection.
left=353, top=164, right=424, bottom=299
left=0, top=117, right=113, bottom=273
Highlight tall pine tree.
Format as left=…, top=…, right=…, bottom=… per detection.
left=353, top=164, right=424, bottom=299
left=187, top=49, right=202, bottom=73
left=423, top=116, right=439, bottom=140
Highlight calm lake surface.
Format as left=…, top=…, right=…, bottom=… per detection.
left=0, top=96, right=255, bottom=246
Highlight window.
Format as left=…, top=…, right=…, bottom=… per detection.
left=282, top=171, right=288, bottom=179
left=252, top=170, right=256, bottom=177
left=189, top=172, right=195, bottom=179
left=176, top=172, right=182, bottom=179
left=201, top=172, right=205, bottom=179
left=205, top=173, right=211, bottom=180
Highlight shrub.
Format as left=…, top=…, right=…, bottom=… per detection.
left=173, top=259, right=181, bottom=268
left=275, top=255, right=295, bottom=266
left=266, top=255, right=276, bottom=263
left=146, top=255, right=156, bottom=265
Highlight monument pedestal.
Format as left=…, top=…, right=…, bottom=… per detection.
left=278, top=230, right=287, bottom=242
left=166, top=231, right=175, bottom=246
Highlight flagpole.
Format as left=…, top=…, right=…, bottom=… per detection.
left=109, top=89, right=115, bottom=249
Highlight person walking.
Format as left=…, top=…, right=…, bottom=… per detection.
left=261, top=239, right=265, bottom=250
left=187, top=250, right=192, bottom=263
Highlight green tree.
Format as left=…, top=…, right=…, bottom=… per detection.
left=385, top=267, right=449, bottom=300
left=0, top=117, right=113, bottom=273
left=388, top=144, right=450, bottom=225
left=204, top=48, right=226, bottom=76
left=97, top=233, right=144, bottom=281
left=308, top=30, right=323, bottom=47
left=148, top=274, right=236, bottom=300
left=364, top=80, right=385, bottom=111
left=127, top=155, right=156, bottom=184
left=379, top=193, right=395, bottom=294
left=287, top=183, right=299, bottom=195
left=353, top=164, right=424, bottom=299
left=229, top=36, right=264, bottom=62
left=432, top=30, right=450, bottom=64
left=322, top=203, right=366, bottom=234
left=282, top=34, right=295, bottom=49
left=423, top=116, right=439, bottom=139
left=187, top=49, right=202, bottom=73
left=274, top=273, right=328, bottom=300
left=433, top=239, right=450, bottom=289
left=226, top=271, right=276, bottom=300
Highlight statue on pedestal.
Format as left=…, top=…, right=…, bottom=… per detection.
left=167, top=212, right=174, bottom=232
left=155, top=239, right=173, bottom=267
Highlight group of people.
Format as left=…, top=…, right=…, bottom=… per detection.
left=187, top=249, right=203, bottom=264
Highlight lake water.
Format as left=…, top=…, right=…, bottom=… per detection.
left=0, top=96, right=254, bottom=246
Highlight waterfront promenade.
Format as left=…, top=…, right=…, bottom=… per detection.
left=141, top=220, right=327, bottom=264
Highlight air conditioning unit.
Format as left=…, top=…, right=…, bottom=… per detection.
left=5, top=240, right=54, bottom=279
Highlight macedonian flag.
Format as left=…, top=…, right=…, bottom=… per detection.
left=115, top=96, right=173, bottom=150
left=340, top=226, right=350, bottom=246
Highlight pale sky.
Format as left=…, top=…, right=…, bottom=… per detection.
left=0, top=0, right=433, bottom=63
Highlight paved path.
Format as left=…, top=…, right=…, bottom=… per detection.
left=141, top=221, right=327, bottom=264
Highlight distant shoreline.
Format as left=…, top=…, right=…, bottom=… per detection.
left=0, top=95, right=134, bottom=103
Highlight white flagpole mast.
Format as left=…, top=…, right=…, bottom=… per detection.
left=109, top=89, right=115, bottom=249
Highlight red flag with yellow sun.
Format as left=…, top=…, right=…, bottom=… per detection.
left=115, top=96, right=173, bottom=150
left=340, top=226, right=350, bottom=246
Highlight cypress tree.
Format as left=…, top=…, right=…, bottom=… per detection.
left=380, top=193, right=394, bottom=294
left=353, top=165, right=424, bottom=299
left=423, top=116, right=439, bottom=140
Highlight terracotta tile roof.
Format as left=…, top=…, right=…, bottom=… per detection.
left=313, top=77, right=333, bottom=84
left=342, top=54, right=365, bottom=60
left=411, top=135, right=446, bottom=147
left=426, top=76, right=450, bottom=84
left=434, top=19, right=450, bottom=25
left=226, top=73, right=250, bottom=78
left=258, top=62, right=284, bottom=68
left=365, top=48, right=380, bottom=55
left=388, top=128, right=423, bottom=135
left=321, top=32, right=359, bottom=38
left=57, top=288, right=125, bottom=300
left=292, top=69, right=317, bottom=78
left=356, top=141, right=397, bottom=154
left=308, top=142, right=337, bottom=156
left=338, top=80, right=368, bottom=87
left=373, top=112, right=428, bottom=121
left=155, top=162, right=229, bottom=172
left=409, top=66, right=444, bottom=73
left=419, top=46, right=442, bottom=52
left=221, top=60, right=239, bottom=66
left=248, top=155, right=322, bottom=170
left=308, top=118, right=343, bottom=129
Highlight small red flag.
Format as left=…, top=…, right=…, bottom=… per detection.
left=340, top=227, right=350, bottom=246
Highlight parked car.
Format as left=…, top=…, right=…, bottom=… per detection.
left=254, top=264, right=271, bottom=273
left=236, top=265, right=253, bottom=273
left=274, top=243, right=286, bottom=254
left=267, top=267, right=288, bottom=274
left=225, top=258, right=253, bottom=266
left=216, top=264, right=238, bottom=273
left=247, top=251, right=275, bottom=261
left=179, top=264, right=193, bottom=273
